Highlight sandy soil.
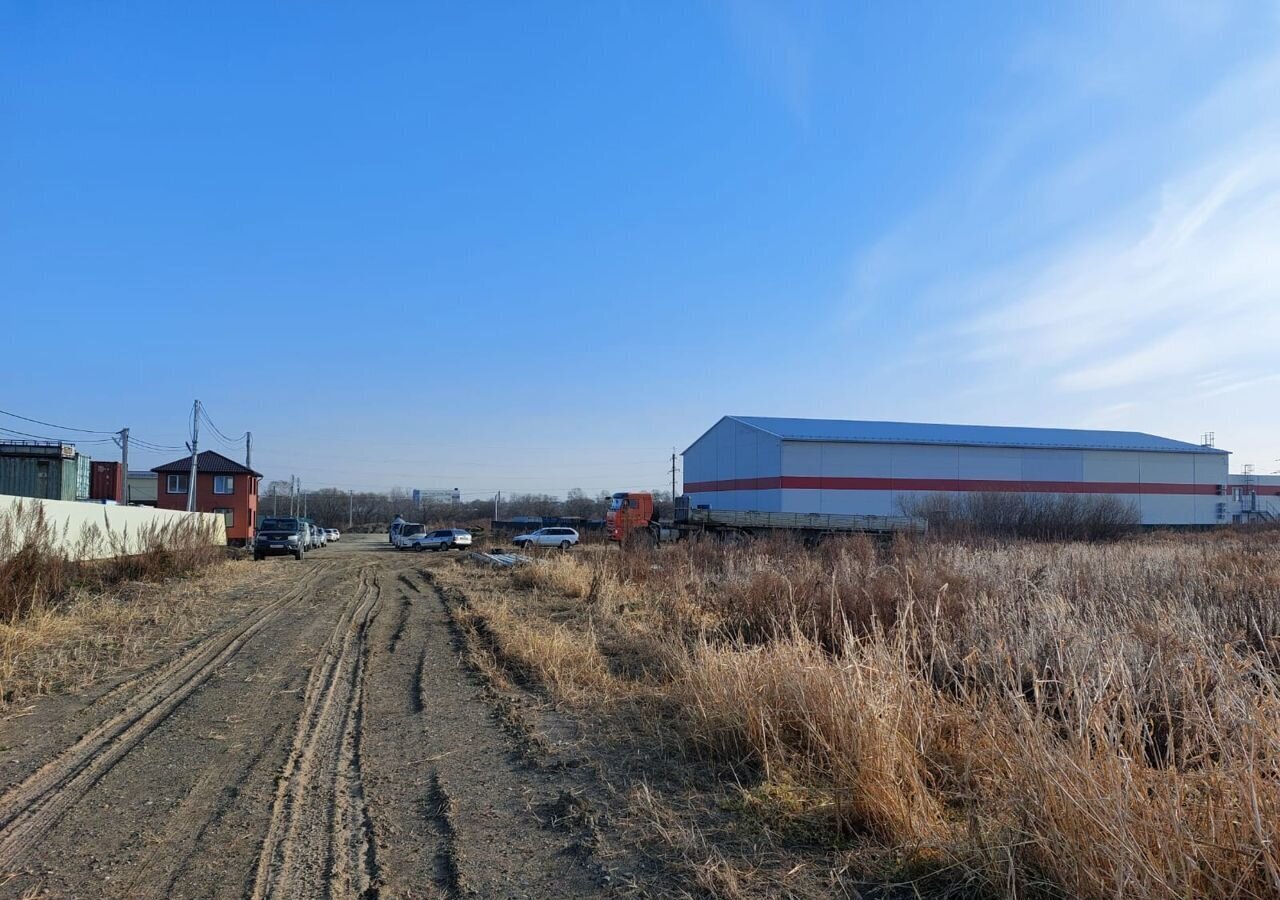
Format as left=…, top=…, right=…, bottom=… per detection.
left=0, top=536, right=614, bottom=899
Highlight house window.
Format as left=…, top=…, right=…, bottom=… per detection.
left=213, top=507, right=234, bottom=527
left=213, top=475, right=235, bottom=495
left=167, top=474, right=188, bottom=494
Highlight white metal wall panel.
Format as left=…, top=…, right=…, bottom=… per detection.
left=695, top=489, right=783, bottom=513
left=891, top=445, right=960, bottom=478
left=683, top=417, right=782, bottom=512
left=1021, top=449, right=1085, bottom=481
left=957, top=447, right=1023, bottom=480
left=783, top=489, right=898, bottom=516
left=802, top=442, right=892, bottom=477
left=1140, top=494, right=1194, bottom=525
left=1139, top=453, right=1197, bottom=485
left=1200, top=455, right=1230, bottom=524
left=1081, top=451, right=1142, bottom=483
left=781, top=441, right=822, bottom=477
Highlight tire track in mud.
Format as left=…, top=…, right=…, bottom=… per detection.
left=0, top=561, right=336, bottom=872
left=425, top=771, right=465, bottom=897
left=250, top=567, right=383, bottom=900
left=400, top=566, right=604, bottom=898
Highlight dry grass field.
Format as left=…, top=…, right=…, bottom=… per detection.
left=447, top=530, right=1280, bottom=898
left=0, top=500, right=237, bottom=709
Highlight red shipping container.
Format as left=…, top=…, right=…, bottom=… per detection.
left=90, top=461, right=123, bottom=502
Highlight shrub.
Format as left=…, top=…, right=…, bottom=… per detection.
left=902, top=491, right=1141, bottom=540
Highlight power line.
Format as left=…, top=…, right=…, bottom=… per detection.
left=128, top=438, right=185, bottom=453
left=0, top=405, right=189, bottom=456
left=197, top=404, right=247, bottom=444
left=0, top=407, right=117, bottom=434
left=0, top=425, right=117, bottom=444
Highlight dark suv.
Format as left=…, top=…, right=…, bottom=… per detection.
left=253, top=517, right=307, bottom=561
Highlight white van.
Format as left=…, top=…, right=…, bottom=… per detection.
left=393, top=523, right=426, bottom=549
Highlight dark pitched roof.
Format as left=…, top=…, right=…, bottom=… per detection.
left=152, top=450, right=262, bottom=477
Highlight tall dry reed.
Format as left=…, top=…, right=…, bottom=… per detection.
left=491, top=531, right=1280, bottom=897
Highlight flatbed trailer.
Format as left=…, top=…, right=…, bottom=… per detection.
left=607, top=491, right=926, bottom=545
left=675, top=505, right=927, bottom=536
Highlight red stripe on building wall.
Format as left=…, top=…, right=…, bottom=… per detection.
left=683, top=476, right=1222, bottom=496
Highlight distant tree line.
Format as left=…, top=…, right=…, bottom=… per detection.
left=257, top=482, right=675, bottom=530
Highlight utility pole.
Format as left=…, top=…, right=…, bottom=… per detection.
left=245, top=431, right=252, bottom=470
left=272, top=483, right=278, bottom=516
left=186, top=400, right=200, bottom=512
left=289, top=475, right=296, bottom=516
left=494, top=491, right=500, bottom=522
left=348, top=490, right=353, bottom=529
left=119, top=427, right=129, bottom=505
left=670, top=449, right=678, bottom=503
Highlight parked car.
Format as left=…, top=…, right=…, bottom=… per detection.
left=253, top=517, right=307, bottom=561
left=512, top=527, right=579, bottom=549
left=311, top=522, right=327, bottom=549
left=326, top=528, right=340, bottom=542
left=394, top=523, right=426, bottom=549
left=407, top=528, right=473, bottom=552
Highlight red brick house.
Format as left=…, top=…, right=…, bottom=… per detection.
left=152, top=451, right=261, bottom=544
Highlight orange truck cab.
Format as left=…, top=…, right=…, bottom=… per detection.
left=606, top=491, right=655, bottom=542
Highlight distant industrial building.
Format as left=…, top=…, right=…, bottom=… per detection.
left=0, top=441, right=92, bottom=501
left=152, top=451, right=262, bottom=543
left=683, top=416, right=1242, bottom=527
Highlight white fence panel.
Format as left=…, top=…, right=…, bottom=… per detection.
left=0, top=496, right=226, bottom=561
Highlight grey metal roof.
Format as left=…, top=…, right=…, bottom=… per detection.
left=721, top=416, right=1228, bottom=455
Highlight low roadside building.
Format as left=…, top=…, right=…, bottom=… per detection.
left=152, top=451, right=261, bottom=543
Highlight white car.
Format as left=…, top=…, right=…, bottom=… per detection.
left=326, top=528, right=340, bottom=542
left=408, top=528, right=473, bottom=552
left=512, top=527, right=579, bottom=549
left=394, top=523, right=426, bottom=549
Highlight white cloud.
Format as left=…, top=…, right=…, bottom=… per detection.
left=966, top=138, right=1280, bottom=393
left=848, top=5, right=1280, bottom=463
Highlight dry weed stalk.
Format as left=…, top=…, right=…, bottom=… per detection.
left=475, top=531, right=1280, bottom=898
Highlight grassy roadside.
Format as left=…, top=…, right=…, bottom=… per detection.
left=439, top=532, right=1280, bottom=899
left=0, top=500, right=244, bottom=710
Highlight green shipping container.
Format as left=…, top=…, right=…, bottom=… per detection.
left=0, top=442, right=92, bottom=501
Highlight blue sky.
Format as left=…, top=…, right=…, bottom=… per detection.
left=3, top=1, right=1278, bottom=495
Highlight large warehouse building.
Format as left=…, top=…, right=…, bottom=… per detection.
left=682, top=416, right=1233, bottom=527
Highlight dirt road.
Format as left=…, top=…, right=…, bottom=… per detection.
left=0, top=537, right=609, bottom=899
